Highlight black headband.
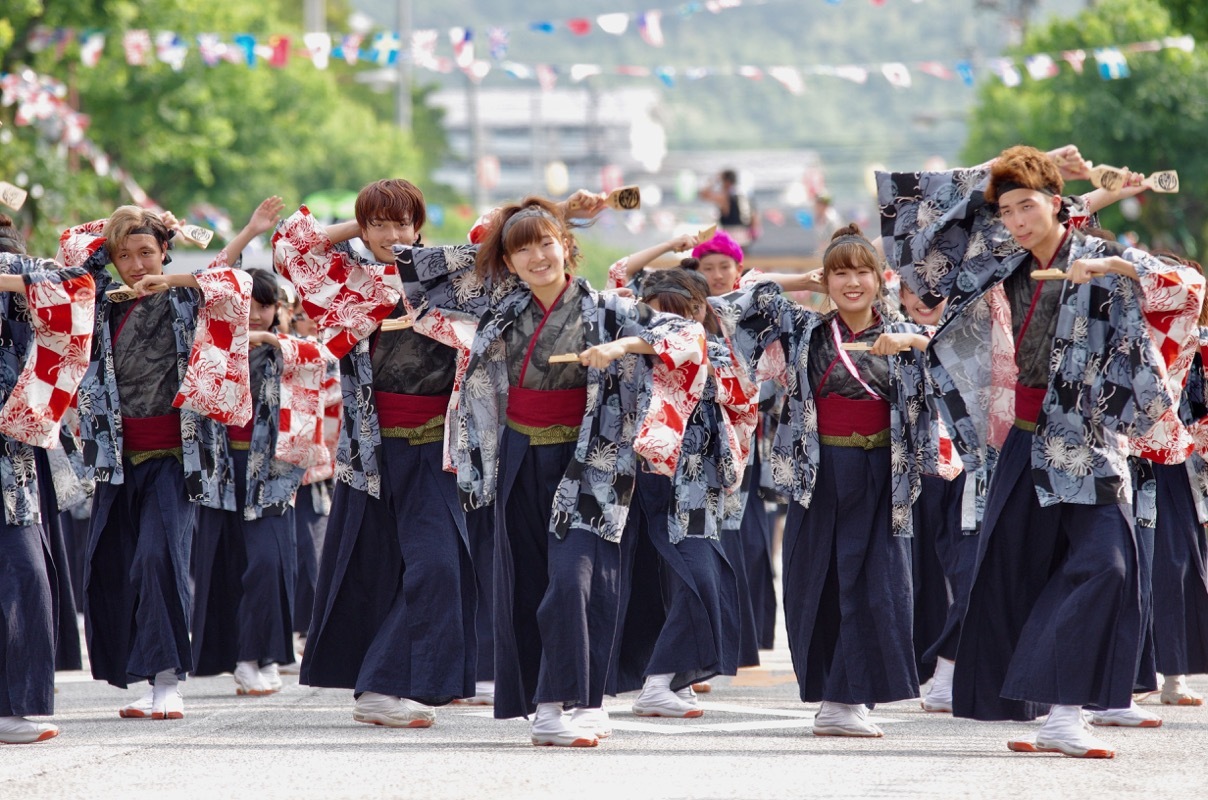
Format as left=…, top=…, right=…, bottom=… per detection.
left=823, top=234, right=877, bottom=262
left=642, top=285, right=696, bottom=302
left=993, top=180, right=1057, bottom=199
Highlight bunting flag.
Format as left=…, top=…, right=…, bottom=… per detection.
left=655, top=66, right=676, bottom=87
left=233, top=33, right=257, bottom=66
left=303, top=32, right=332, bottom=70
left=737, top=65, right=763, bottom=80
left=197, top=34, right=225, bottom=66
left=450, top=27, right=474, bottom=69
left=832, top=65, right=869, bottom=84
left=1063, top=49, right=1087, bottom=74
left=990, top=58, right=1021, bottom=87
left=371, top=31, right=400, bottom=66
left=1094, top=47, right=1130, bottom=79
left=567, top=19, right=593, bottom=36
left=917, top=61, right=952, bottom=80
left=412, top=30, right=439, bottom=69
left=122, top=30, right=152, bottom=66
left=269, top=34, right=291, bottom=67
left=597, top=13, right=630, bottom=35
left=768, top=66, right=804, bottom=94
left=571, top=63, right=603, bottom=82
left=1025, top=53, right=1059, bottom=80
left=335, top=33, right=363, bottom=65
left=536, top=63, right=558, bottom=92
left=639, top=12, right=665, bottom=47
left=488, top=27, right=509, bottom=60
left=79, top=32, right=105, bottom=68
left=955, top=60, right=975, bottom=86
left=881, top=62, right=912, bottom=88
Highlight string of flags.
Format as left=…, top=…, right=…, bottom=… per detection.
left=15, top=14, right=1195, bottom=95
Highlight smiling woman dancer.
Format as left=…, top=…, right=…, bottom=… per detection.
left=398, top=196, right=707, bottom=747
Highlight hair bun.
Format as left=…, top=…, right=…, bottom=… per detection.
left=832, top=223, right=862, bottom=240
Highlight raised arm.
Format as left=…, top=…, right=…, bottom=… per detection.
left=220, top=196, right=285, bottom=265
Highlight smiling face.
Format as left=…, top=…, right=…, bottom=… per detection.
left=900, top=284, right=946, bottom=326
left=360, top=217, right=418, bottom=264
left=504, top=231, right=568, bottom=296
left=997, top=188, right=1062, bottom=255
left=249, top=298, right=277, bottom=333
left=825, top=260, right=881, bottom=322
left=110, top=233, right=167, bottom=286
left=698, top=253, right=740, bottom=296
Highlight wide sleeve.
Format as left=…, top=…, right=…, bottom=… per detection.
left=172, top=267, right=253, bottom=426
left=271, top=206, right=400, bottom=359
left=56, top=219, right=108, bottom=269
left=273, top=334, right=332, bottom=469
left=711, top=338, right=760, bottom=478
left=302, top=354, right=342, bottom=485
left=0, top=263, right=96, bottom=448
left=396, top=244, right=485, bottom=354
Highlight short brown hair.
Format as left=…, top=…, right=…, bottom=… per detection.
left=475, top=197, right=580, bottom=283
left=102, top=206, right=172, bottom=256
left=355, top=179, right=426, bottom=231
left=986, top=145, right=1063, bottom=204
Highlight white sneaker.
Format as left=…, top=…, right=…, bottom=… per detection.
left=633, top=682, right=704, bottom=718
left=119, top=688, right=155, bottom=719
left=812, top=702, right=883, bottom=737
left=234, top=661, right=274, bottom=696
left=921, top=657, right=954, bottom=713
left=1009, top=705, right=1115, bottom=758
left=570, top=706, right=612, bottom=739
left=674, top=685, right=699, bottom=705
left=259, top=663, right=283, bottom=692
left=454, top=680, right=495, bottom=706
left=151, top=672, right=184, bottom=720
left=0, top=716, right=59, bottom=744
left=352, top=692, right=435, bottom=728
left=1160, top=674, right=1204, bottom=706
left=530, top=703, right=598, bottom=748
left=1088, top=701, right=1162, bottom=728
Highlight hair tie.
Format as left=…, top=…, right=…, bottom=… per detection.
left=822, top=234, right=877, bottom=261
left=501, top=206, right=559, bottom=241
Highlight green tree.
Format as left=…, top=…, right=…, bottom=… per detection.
left=1156, top=0, right=1208, bottom=41
left=962, top=0, right=1208, bottom=255
left=1, top=1, right=447, bottom=254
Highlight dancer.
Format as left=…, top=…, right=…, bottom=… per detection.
left=0, top=215, right=96, bottom=743
left=399, top=196, right=707, bottom=747
left=64, top=206, right=253, bottom=721
left=877, top=146, right=1204, bottom=758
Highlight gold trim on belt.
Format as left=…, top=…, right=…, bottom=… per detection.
left=381, top=415, right=445, bottom=446
left=127, top=447, right=184, bottom=465
left=1014, top=418, right=1038, bottom=433
left=818, top=429, right=890, bottom=450
left=506, top=418, right=581, bottom=446
left=228, top=440, right=251, bottom=451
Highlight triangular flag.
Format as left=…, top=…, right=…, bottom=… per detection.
left=530, top=22, right=556, bottom=35
left=411, top=30, right=438, bottom=69
left=571, top=64, right=603, bottom=82
left=834, top=65, right=869, bottom=84
left=655, top=66, right=676, bottom=87
left=268, top=34, right=291, bottom=67
left=465, top=60, right=491, bottom=82
left=334, top=33, right=362, bottom=65
left=122, top=30, right=152, bottom=66
left=488, top=27, right=508, bottom=60
left=1062, top=49, right=1086, bottom=74
left=155, top=32, right=188, bottom=71
left=990, top=58, right=1021, bottom=87
left=79, top=32, right=106, bottom=67
left=918, top=61, right=952, bottom=80
left=536, top=64, right=558, bottom=92
left=303, top=32, right=331, bottom=69
left=768, top=66, right=805, bottom=95
left=197, top=34, right=224, bottom=66
left=1163, top=35, right=1195, bottom=53
left=955, top=60, right=975, bottom=86
left=597, top=13, right=630, bottom=35
left=1024, top=54, right=1059, bottom=80
left=639, top=11, right=664, bottom=47
left=737, top=65, right=763, bottom=80
left=567, top=19, right=593, bottom=36
left=449, top=28, right=474, bottom=69
left=614, top=65, right=652, bottom=77
left=502, top=62, right=532, bottom=80
left=1094, top=47, right=1130, bottom=80
left=233, top=33, right=258, bottom=66
left=881, top=62, right=912, bottom=89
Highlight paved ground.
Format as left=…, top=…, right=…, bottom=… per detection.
left=4, top=621, right=1206, bottom=800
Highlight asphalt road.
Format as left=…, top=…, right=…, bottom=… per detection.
left=4, top=620, right=1206, bottom=800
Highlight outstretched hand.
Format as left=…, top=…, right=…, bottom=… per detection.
left=245, top=196, right=285, bottom=237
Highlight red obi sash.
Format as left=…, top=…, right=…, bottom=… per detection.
left=376, top=391, right=450, bottom=429
left=507, top=386, right=587, bottom=429
left=816, top=396, right=891, bottom=437
left=123, top=413, right=183, bottom=451
left=1015, top=384, right=1046, bottom=425
left=228, top=420, right=254, bottom=443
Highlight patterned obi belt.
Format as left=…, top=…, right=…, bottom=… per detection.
left=506, top=386, right=586, bottom=446
left=1014, top=383, right=1046, bottom=432
left=377, top=391, right=449, bottom=445
left=817, top=396, right=891, bottom=450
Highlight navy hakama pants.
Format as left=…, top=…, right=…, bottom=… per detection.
left=0, top=520, right=55, bottom=716
left=84, top=456, right=197, bottom=688
left=300, top=438, right=475, bottom=705
left=466, top=505, right=495, bottom=683
left=191, top=449, right=297, bottom=674
left=739, top=458, right=777, bottom=651
left=1151, top=462, right=1208, bottom=676
left=493, top=428, right=624, bottom=719
left=34, top=449, right=82, bottom=671
left=292, top=482, right=328, bottom=636
left=783, top=444, right=918, bottom=705
left=720, top=522, right=761, bottom=669
left=620, top=470, right=739, bottom=691
left=952, top=426, right=1142, bottom=720
left=911, top=471, right=975, bottom=680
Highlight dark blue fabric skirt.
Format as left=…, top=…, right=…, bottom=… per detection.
left=911, top=471, right=975, bottom=679
left=614, top=470, right=739, bottom=693
left=720, top=518, right=761, bottom=669
left=952, top=426, right=1142, bottom=720
left=1151, top=462, right=1208, bottom=675
left=782, top=444, right=917, bottom=705
left=300, top=437, right=475, bottom=705
left=292, top=482, right=329, bottom=636
left=493, top=427, right=624, bottom=719
left=84, top=456, right=197, bottom=688
left=0, top=517, right=55, bottom=716
left=739, top=457, right=777, bottom=651
left=33, top=449, right=82, bottom=671
left=466, top=505, right=495, bottom=683
left=191, top=448, right=297, bottom=674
